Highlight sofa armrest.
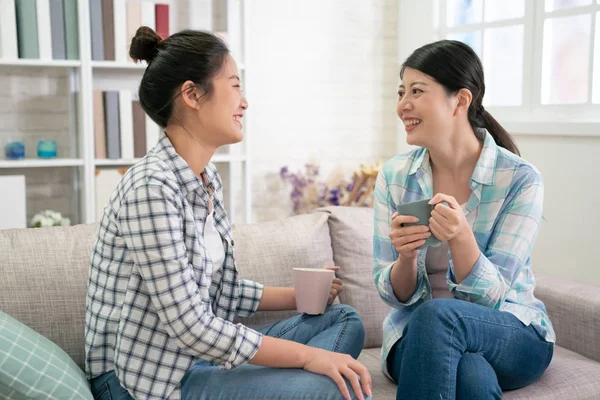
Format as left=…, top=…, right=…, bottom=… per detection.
left=534, top=272, right=600, bottom=363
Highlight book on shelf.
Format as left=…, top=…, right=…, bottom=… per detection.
left=101, top=0, right=115, bottom=60
left=94, top=89, right=161, bottom=160
left=125, top=1, right=140, bottom=62
left=63, top=0, right=78, bottom=59
left=155, top=3, right=169, bottom=40
left=0, top=0, right=18, bottom=59
left=89, top=0, right=104, bottom=60
left=36, top=0, right=52, bottom=60
left=1, top=0, right=168, bottom=63
left=90, top=0, right=169, bottom=63
left=49, top=0, right=66, bottom=59
left=113, top=0, right=127, bottom=62
left=132, top=100, right=146, bottom=158
left=0, top=175, right=26, bottom=229
left=140, top=1, right=155, bottom=31
left=95, top=167, right=124, bottom=220
left=93, top=90, right=107, bottom=158
left=103, top=91, right=121, bottom=159
left=14, top=0, right=39, bottom=59
left=4, top=0, right=78, bottom=61
left=118, top=90, right=134, bottom=159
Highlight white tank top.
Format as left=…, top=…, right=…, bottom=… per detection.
left=203, top=207, right=225, bottom=274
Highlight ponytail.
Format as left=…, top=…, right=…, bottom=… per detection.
left=472, top=106, right=520, bottom=156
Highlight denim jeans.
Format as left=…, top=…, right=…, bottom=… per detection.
left=89, top=304, right=370, bottom=400
left=386, top=298, right=554, bottom=400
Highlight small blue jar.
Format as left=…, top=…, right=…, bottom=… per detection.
left=5, top=141, right=25, bottom=160
left=37, top=139, right=57, bottom=158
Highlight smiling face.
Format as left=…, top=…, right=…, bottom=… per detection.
left=397, top=67, right=459, bottom=148
left=192, top=54, right=248, bottom=148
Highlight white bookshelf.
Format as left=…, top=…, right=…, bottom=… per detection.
left=90, top=61, right=147, bottom=69
left=0, top=0, right=252, bottom=226
left=0, top=158, right=85, bottom=168
left=0, top=59, right=81, bottom=67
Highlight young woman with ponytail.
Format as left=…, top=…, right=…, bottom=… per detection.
left=372, top=40, right=554, bottom=399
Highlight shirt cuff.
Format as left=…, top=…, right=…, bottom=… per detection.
left=380, top=261, right=425, bottom=307
left=223, top=325, right=263, bottom=369
left=448, top=252, right=489, bottom=296
left=236, top=279, right=264, bottom=318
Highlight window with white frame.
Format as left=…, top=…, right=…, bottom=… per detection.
left=435, top=0, right=600, bottom=121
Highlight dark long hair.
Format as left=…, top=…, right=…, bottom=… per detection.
left=129, top=27, right=230, bottom=128
left=401, top=40, right=520, bottom=156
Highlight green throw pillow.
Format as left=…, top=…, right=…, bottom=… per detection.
left=0, top=312, right=93, bottom=399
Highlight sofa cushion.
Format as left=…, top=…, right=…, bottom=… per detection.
left=504, top=346, right=600, bottom=399
left=358, top=346, right=600, bottom=399
left=233, top=212, right=335, bottom=328
left=0, top=223, right=98, bottom=370
left=534, top=272, right=600, bottom=364
left=0, top=312, right=93, bottom=399
left=318, top=207, right=391, bottom=348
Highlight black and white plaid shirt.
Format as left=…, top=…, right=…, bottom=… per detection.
left=85, top=134, right=264, bottom=399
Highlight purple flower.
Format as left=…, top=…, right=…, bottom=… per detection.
left=305, top=163, right=320, bottom=177
left=321, top=188, right=340, bottom=206
left=280, top=166, right=289, bottom=179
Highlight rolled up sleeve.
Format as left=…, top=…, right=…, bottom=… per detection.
left=373, top=169, right=429, bottom=308
left=448, top=168, right=544, bottom=309
left=236, top=279, right=264, bottom=318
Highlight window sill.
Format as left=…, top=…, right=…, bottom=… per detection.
left=500, top=121, right=600, bottom=138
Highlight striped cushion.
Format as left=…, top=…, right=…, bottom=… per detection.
left=0, top=312, right=92, bottom=399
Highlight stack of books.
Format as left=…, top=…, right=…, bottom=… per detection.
left=90, top=0, right=170, bottom=62
left=0, top=0, right=79, bottom=60
left=0, top=0, right=170, bottom=61
left=93, top=89, right=161, bottom=160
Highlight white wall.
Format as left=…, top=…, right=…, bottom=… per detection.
left=516, top=135, right=600, bottom=285
left=245, top=0, right=400, bottom=222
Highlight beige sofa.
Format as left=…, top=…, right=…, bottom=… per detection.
left=1, top=206, right=599, bottom=399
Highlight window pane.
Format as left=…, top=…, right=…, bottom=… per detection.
left=593, top=12, right=600, bottom=103
left=482, top=25, right=524, bottom=106
left=447, top=31, right=483, bottom=58
left=447, top=0, right=483, bottom=27
left=541, top=14, right=591, bottom=104
left=545, top=0, right=592, bottom=12
left=484, top=0, right=525, bottom=22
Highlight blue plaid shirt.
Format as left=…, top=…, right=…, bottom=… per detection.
left=85, top=135, right=264, bottom=399
left=373, top=130, right=556, bottom=378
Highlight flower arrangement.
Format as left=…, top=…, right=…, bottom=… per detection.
left=280, top=161, right=382, bottom=214
left=30, top=210, right=71, bottom=228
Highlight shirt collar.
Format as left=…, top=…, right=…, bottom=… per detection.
left=470, top=129, right=498, bottom=186
left=407, top=129, right=498, bottom=186
left=154, top=134, right=218, bottom=196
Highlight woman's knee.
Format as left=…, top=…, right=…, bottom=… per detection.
left=328, top=304, right=360, bottom=319
left=407, top=298, right=458, bottom=332
left=328, top=304, right=365, bottom=333
left=456, top=353, right=502, bottom=400
left=326, top=304, right=365, bottom=357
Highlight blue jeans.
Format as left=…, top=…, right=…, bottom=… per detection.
left=386, top=298, right=554, bottom=400
left=90, top=304, right=370, bottom=400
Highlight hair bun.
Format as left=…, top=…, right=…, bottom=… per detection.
left=129, top=26, right=162, bottom=63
